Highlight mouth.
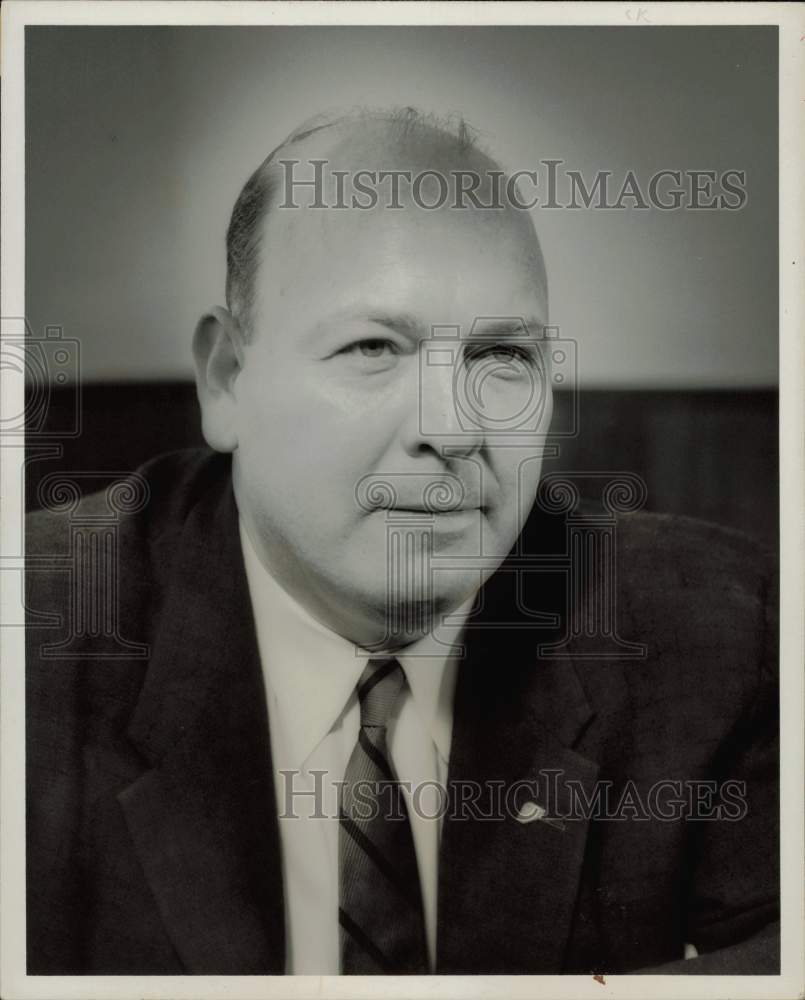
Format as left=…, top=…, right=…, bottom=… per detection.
left=376, top=505, right=485, bottom=522
left=387, top=506, right=483, bottom=514
left=355, top=473, right=487, bottom=519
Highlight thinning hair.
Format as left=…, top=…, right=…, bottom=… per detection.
left=225, top=106, right=484, bottom=336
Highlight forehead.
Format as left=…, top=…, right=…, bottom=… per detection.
left=247, top=119, right=547, bottom=333
left=255, top=138, right=547, bottom=333
left=258, top=200, right=546, bottom=334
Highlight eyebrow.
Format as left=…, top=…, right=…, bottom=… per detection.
left=325, top=309, right=545, bottom=340
left=363, top=311, right=423, bottom=338
left=467, top=317, right=545, bottom=339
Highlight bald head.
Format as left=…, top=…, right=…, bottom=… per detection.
left=225, top=107, right=547, bottom=336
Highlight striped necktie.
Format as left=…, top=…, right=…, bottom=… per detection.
left=339, top=657, right=429, bottom=974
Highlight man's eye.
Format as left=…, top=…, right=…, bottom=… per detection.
left=354, top=339, right=395, bottom=359
left=335, top=338, right=400, bottom=370
left=464, top=342, right=541, bottom=376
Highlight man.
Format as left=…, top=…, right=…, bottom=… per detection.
left=26, top=108, right=778, bottom=975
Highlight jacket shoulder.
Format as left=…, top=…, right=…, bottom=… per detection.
left=26, top=447, right=227, bottom=553
left=611, top=510, right=777, bottom=707
left=25, top=447, right=232, bottom=658
left=615, top=509, right=776, bottom=602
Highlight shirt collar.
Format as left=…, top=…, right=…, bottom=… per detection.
left=239, top=520, right=470, bottom=769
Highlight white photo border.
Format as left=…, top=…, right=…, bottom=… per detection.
left=2, top=3, right=802, bottom=999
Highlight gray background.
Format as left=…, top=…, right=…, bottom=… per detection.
left=26, top=25, right=778, bottom=388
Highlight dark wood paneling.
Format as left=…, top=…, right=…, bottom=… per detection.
left=25, top=384, right=778, bottom=544
left=547, top=389, right=778, bottom=544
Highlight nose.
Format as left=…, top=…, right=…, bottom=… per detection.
left=397, top=348, right=484, bottom=459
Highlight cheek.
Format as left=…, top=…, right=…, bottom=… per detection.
left=245, top=371, right=404, bottom=467
left=491, top=450, right=545, bottom=519
left=235, top=386, right=395, bottom=514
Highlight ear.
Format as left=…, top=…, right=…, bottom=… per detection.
left=193, top=306, right=245, bottom=453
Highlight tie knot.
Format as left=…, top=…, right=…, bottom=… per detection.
left=356, top=657, right=405, bottom=728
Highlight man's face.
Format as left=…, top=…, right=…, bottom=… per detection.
left=231, top=177, right=551, bottom=648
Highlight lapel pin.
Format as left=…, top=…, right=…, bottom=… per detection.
left=516, top=800, right=566, bottom=831
left=516, top=801, right=546, bottom=823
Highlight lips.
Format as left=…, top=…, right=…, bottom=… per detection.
left=385, top=505, right=482, bottom=514
left=355, top=472, right=483, bottom=515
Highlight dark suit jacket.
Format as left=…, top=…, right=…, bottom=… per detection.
left=26, top=448, right=779, bottom=975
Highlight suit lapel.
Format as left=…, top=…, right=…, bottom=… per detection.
left=119, top=469, right=285, bottom=974
left=436, top=556, right=602, bottom=974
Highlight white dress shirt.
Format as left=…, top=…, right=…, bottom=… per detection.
left=239, top=521, right=472, bottom=974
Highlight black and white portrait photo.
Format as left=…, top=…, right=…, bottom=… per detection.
left=1, top=4, right=802, bottom=999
